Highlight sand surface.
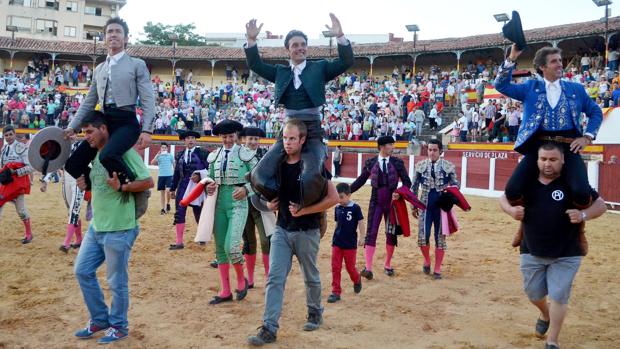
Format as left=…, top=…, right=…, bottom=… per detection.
left=1, top=177, right=619, bottom=349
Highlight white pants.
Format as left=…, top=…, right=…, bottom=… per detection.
left=0, top=194, right=29, bottom=221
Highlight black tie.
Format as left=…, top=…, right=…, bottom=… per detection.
left=382, top=159, right=387, bottom=173
left=185, top=149, right=193, bottom=163
left=222, top=150, right=230, bottom=172
left=431, top=161, right=436, bottom=180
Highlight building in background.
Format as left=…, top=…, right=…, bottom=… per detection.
left=1, top=0, right=126, bottom=42
left=204, top=32, right=401, bottom=48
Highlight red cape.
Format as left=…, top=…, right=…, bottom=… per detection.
left=389, top=186, right=426, bottom=238
left=0, top=162, right=31, bottom=207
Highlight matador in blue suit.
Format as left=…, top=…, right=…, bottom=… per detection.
left=494, top=44, right=602, bottom=208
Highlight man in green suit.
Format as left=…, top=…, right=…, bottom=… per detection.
left=244, top=13, right=353, bottom=207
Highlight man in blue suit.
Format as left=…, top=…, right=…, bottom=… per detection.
left=244, top=14, right=354, bottom=208
left=494, top=44, right=602, bottom=208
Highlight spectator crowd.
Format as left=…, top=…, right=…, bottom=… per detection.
left=2, top=47, right=620, bottom=144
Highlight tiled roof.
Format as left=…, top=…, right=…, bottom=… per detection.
left=1, top=16, right=618, bottom=60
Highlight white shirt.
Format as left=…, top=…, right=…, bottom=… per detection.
left=544, top=78, right=561, bottom=109
left=458, top=115, right=468, bottom=131
left=106, top=51, right=126, bottom=81
left=184, top=146, right=195, bottom=163
left=377, top=155, right=390, bottom=172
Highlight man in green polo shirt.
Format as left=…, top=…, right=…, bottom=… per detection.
left=72, top=111, right=153, bottom=344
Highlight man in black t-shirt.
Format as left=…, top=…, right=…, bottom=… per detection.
left=248, top=120, right=339, bottom=347
left=500, top=142, right=607, bottom=349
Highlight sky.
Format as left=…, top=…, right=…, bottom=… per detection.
left=119, top=0, right=619, bottom=43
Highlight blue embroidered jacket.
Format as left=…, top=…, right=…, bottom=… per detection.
left=494, top=63, right=603, bottom=153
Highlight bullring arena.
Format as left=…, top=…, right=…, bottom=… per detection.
left=1, top=13, right=620, bottom=349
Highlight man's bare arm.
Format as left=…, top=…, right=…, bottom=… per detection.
left=296, top=180, right=339, bottom=216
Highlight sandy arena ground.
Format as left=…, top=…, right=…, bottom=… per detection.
left=1, top=175, right=619, bottom=349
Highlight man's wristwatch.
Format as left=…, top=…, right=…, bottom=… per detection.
left=584, top=134, right=593, bottom=143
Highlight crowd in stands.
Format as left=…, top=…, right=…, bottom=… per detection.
left=2, top=47, right=620, bottom=143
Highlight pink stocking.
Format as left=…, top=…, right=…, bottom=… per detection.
left=434, top=248, right=445, bottom=274
left=175, top=223, right=185, bottom=245
left=232, top=263, right=246, bottom=291
left=420, top=245, right=431, bottom=266
left=364, top=245, right=376, bottom=271
left=217, top=264, right=231, bottom=297
left=245, top=254, right=256, bottom=285
left=385, top=244, right=395, bottom=269
left=262, top=253, right=270, bottom=277
left=63, top=224, right=75, bottom=248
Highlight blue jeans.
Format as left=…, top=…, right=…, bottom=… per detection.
left=74, top=225, right=140, bottom=333
left=263, top=226, right=322, bottom=334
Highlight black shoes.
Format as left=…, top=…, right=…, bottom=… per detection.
left=353, top=281, right=362, bottom=294
left=210, top=260, right=218, bottom=268
left=236, top=278, right=249, bottom=301
left=21, top=236, right=33, bottom=244
left=59, top=245, right=70, bottom=253
left=360, top=268, right=374, bottom=280
left=423, top=265, right=431, bottom=275
left=208, top=294, right=233, bottom=305
left=384, top=267, right=395, bottom=277
left=327, top=294, right=341, bottom=303
left=169, top=244, right=184, bottom=250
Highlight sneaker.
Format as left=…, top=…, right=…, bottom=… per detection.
left=327, top=294, right=341, bottom=303
left=169, top=244, right=184, bottom=250
left=97, top=327, right=128, bottom=344
left=302, top=312, right=323, bottom=331
left=247, top=326, right=277, bottom=346
left=360, top=268, right=374, bottom=280
left=535, top=318, right=550, bottom=338
left=134, top=190, right=150, bottom=219
left=74, top=320, right=109, bottom=339
left=353, top=281, right=362, bottom=294
left=59, top=245, right=70, bottom=253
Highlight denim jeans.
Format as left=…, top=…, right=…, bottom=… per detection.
left=74, top=225, right=140, bottom=333
left=263, top=226, right=322, bottom=334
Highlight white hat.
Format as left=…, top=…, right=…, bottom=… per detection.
left=28, top=126, right=71, bottom=174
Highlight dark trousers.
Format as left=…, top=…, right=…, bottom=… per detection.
left=250, top=118, right=327, bottom=207
left=505, top=142, right=591, bottom=207
left=65, top=108, right=140, bottom=187
left=333, top=161, right=341, bottom=177
left=459, top=130, right=468, bottom=142
left=423, top=190, right=441, bottom=246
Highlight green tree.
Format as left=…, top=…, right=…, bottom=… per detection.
left=138, top=22, right=206, bottom=46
